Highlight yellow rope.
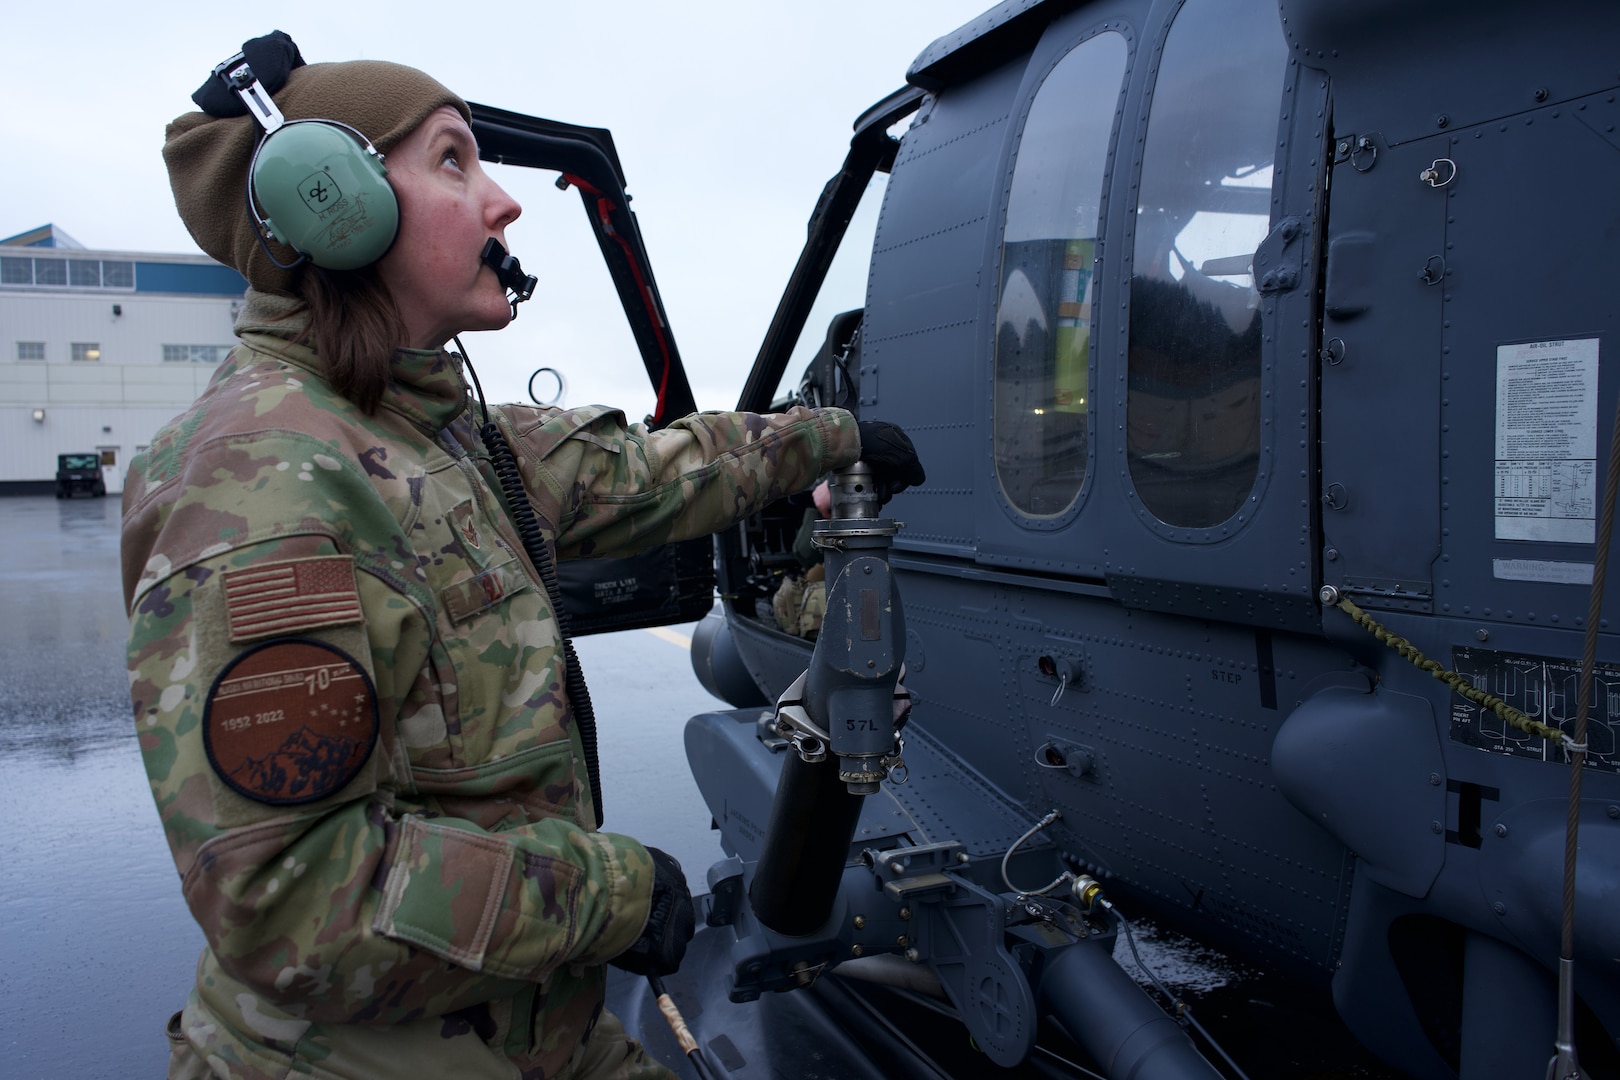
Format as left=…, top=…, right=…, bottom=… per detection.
left=1330, top=596, right=1566, bottom=744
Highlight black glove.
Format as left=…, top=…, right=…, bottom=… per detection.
left=856, top=420, right=926, bottom=498
left=609, top=846, right=695, bottom=977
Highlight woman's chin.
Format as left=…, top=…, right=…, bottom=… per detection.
left=471, top=303, right=517, bottom=334
left=431, top=308, right=515, bottom=346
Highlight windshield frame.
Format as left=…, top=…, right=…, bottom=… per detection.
left=469, top=103, right=696, bottom=428
left=734, top=85, right=926, bottom=413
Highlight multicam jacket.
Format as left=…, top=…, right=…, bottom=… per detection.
left=122, top=301, right=859, bottom=1079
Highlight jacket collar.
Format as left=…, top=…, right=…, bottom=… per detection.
left=232, top=289, right=469, bottom=432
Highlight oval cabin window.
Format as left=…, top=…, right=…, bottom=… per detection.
left=992, top=31, right=1128, bottom=519
left=1125, top=0, right=1288, bottom=528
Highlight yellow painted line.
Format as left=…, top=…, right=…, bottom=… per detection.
left=643, top=625, right=692, bottom=649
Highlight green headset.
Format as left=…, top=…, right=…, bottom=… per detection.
left=248, top=120, right=400, bottom=270
left=213, top=50, right=399, bottom=270
left=207, top=38, right=535, bottom=309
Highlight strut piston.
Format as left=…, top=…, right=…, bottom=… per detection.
left=749, top=463, right=908, bottom=936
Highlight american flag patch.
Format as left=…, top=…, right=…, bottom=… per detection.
left=223, top=556, right=364, bottom=642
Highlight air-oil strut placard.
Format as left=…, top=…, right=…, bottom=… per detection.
left=1494, top=338, right=1599, bottom=544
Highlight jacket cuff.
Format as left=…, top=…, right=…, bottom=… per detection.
left=816, top=407, right=862, bottom=472
left=571, top=831, right=654, bottom=966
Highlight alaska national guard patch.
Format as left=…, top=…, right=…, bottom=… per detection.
left=203, top=638, right=378, bottom=804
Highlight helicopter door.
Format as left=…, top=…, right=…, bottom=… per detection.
left=1399, top=86, right=1620, bottom=627
left=1095, top=0, right=1325, bottom=633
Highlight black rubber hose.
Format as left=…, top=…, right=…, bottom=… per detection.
left=478, top=419, right=605, bottom=828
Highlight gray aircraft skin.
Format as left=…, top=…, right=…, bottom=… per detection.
left=480, top=0, right=1620, bottom=1076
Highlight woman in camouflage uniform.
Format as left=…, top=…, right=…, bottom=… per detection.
left=123, top=34, right=919, bottom=1080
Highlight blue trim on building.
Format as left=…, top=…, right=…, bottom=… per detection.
left=134, top=261, right=247, bottom=296
left=0, top=224, right=84, bottom=249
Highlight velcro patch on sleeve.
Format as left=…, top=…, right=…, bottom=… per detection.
left=440, top=562, right=531, bottom=624
left=223, top=555, right=364, bottom=642
left=203, top=638, right=379, bottom=805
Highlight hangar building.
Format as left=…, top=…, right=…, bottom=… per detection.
left=0, top=224, right=247, bottom=495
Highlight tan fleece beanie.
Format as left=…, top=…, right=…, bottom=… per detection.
left=164, top=60, right=468, bottom=296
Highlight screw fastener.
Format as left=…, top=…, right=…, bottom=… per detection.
left=853, top=915, right=866, bottom=929
left=1495, top=824, right=1509, bottom=838
left=1493, top=902, right=1507, bottom=916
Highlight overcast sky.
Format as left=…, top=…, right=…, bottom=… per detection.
left=3, top=2, right=994, bottom=417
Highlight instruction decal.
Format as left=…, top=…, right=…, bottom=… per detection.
left=1450, top=646, right=1618, bottom=774
left=1494, top=338, right=1599, bottom=544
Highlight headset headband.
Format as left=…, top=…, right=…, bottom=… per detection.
left=212, top=51, right=400, bottom=273
left=213, top=52, right=287, bottom=134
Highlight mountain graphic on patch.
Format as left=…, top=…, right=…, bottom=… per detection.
left=203, top=639, right=380, bottom=805
left=234, top=726, right=367, bottom=800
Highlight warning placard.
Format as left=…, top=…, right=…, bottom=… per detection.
left=1494, top=338, right=1599, bottom=544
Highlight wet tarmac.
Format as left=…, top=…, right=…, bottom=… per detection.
left=0, top=495, right=725, bottom=1078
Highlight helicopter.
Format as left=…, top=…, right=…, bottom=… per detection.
left=469, top=0, right=1620, bottom=1076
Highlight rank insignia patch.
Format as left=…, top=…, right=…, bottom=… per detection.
left=223, top=556, right=364, bottom=642
left=449, top=500, right=485, bottom=556
left=203, top=638, right=379, bottom=805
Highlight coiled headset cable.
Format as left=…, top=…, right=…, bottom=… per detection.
left=455, top=335, right=604, bottom=828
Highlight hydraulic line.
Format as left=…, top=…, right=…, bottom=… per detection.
left=1002, top=809, right=1075, bottom=897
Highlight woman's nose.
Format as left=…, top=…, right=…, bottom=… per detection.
left=486, top=177, right=521, bottom=230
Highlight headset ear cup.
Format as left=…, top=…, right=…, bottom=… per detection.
left=250, top=121, right=399, bottom=270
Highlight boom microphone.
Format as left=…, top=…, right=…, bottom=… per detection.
left=481, top=238, right=537, bottom=311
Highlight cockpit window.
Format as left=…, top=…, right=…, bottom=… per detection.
left=993, top=31, right=1127, bottom=519
left=1125, top=0, right=1288, bottom=528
